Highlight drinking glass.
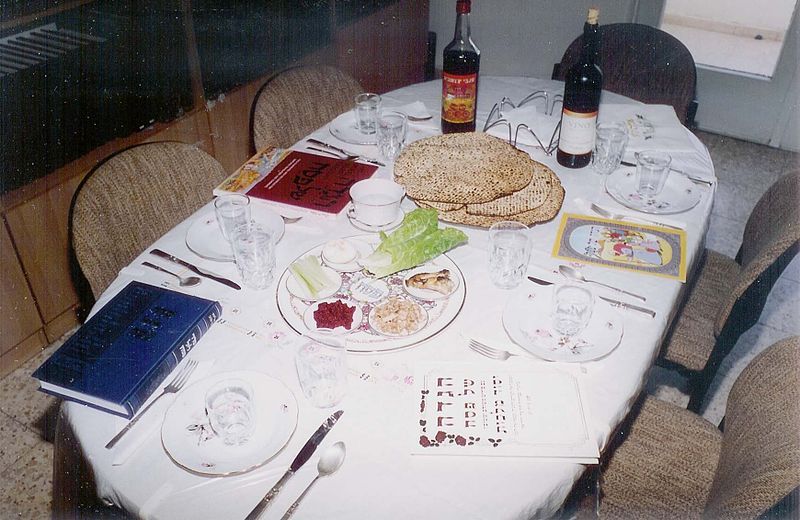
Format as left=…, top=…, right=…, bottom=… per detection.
left=592, top=122, right=628, bottom=175
left=214, top=194, right=251, bottom=242
left=376, top=112, right=408, bottom=161
left=635, top=150, right=672, bottom=199
left=551, top=285, right=594, bottom=336
left=354, top=93, right=381, bottom=135
left=205, top=379, right=256, bottom=445
left=231, top=224, right=275, bottom=290
left=295, top=333, right=347, bottom=408
left=488, top=221, right=532, bottom=289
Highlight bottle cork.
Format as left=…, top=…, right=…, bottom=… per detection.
left=587, top=7, right=599, bottom=24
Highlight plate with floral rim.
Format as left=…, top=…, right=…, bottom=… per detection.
left=502, top=287, right=624, bottom=362
left=161, top=370, right=297, bottom=476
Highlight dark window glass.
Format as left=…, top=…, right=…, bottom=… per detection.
left=0, top=0, right=192, bottom=194
left=192, top=0, right=330, bottom=100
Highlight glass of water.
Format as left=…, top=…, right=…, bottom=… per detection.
left=376, top=112, right=408, bottom=161
left=592, top=122, right=628, bottom=175
left=205, top=379, right=256, bottom=446
left=354, top=93, right=381, bottom=135
left=488, top=221, right=532, bottom=289
left=231, top=224, right=275, bottom=290
left=295, top=333, right=347, bottom=408
left=551, top=285, right=594, bottom=337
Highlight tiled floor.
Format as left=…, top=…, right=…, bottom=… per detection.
left=0, top=131, right=797, bottom=518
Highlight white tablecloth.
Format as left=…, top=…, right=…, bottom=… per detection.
left=64, top=77, right=716, bottom=519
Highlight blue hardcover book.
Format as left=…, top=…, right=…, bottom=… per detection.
left=32, top=281, right=222, bottom=418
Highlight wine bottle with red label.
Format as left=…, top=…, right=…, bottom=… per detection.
left=441, top=0, right=480, bottom=134
left=557, top=7, right=603, bottom=168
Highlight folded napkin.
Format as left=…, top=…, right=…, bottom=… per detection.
left=485, top=105, right=560, bottom=147
left=598, top=104, right=696, bottom=156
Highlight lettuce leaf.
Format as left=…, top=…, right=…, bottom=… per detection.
left=361, top=209, right=467, bottom=278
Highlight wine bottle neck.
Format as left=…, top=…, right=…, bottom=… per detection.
left=453, top=12, right=472, bottom=41
left=580, top=21, right=599, bottom=63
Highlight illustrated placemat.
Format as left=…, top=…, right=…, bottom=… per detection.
left=552, top=213, right=687, bottom=282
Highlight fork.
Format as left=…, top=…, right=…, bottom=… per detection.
left=105, top=359, right=198, bottom=449
left=467, top=339, right=519, bottom=361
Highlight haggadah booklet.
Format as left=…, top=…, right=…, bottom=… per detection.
left=411, top=364, right=599, bottom=463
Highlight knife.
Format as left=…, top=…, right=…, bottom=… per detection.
left=619, top=161, right=714, bottom=186
left=598, top=296, right=656, bottom=318
left=527, top=276, right=554, bottom=286
left=149, top=249, right=241, bottom=290
left=245, top=410, right=344, bottom=520
left=306, top=138, right=386, bottom=167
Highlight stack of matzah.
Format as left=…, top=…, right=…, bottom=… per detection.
left=394, top=133, right=565, bottom=228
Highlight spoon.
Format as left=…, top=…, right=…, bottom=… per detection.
left=281, top=442, right=346, bottom=520
left=142, top=261, right=201, bottom=287
left=558, top=265, right=647, bottom=302
left=590, top=203, right=682, bottom=230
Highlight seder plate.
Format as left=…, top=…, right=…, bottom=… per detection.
left=276, top=235, right=466, bottom=353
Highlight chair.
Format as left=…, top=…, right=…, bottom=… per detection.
left=69, top=141, right=228, bottom=301
left=251, top=65, right=363, bottom=151
left=658, top=169, right=800, bottom=412
left=599, top=336, right=800, bottom=518
left=552, top=23, right=698, bottom=127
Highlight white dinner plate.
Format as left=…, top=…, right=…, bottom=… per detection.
left=185, top=206, right=285, bottom=262
left=503, top=287, right=624, bottom=362
left=604, top=167, right=702, bottom=215
left=329, top=111, right=377, bottom=145
left=161, top=370, right=298, bottom=476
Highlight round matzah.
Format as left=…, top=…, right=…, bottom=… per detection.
left=465, top=160, right=557, bottom=217
left=420, top=172, right=565, bottom=228
left=415, top=200, right=465, bottom=212
left=394, top=133, right=533, bottom=204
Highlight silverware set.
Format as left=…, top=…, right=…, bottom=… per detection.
left=246, top=410, right=344, bottom=520
left=306, top=138, right=385, bottom=167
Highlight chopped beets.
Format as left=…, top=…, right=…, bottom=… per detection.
left=313, top=300, right=356, bottom=329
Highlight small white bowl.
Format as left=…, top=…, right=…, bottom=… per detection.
left=349, top=179, right=405, bottom=227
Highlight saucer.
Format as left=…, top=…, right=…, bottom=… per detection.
left=329, top=112, right=377, bottom=145
left=346, top=205, right=404, bottom=232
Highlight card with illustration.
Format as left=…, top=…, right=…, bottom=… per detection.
left=552, top=213, right=687, bottom=282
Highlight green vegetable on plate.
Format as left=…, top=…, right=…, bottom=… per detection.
left=289, top=255, right=332, bottom=298
left=361, top=208, right=468, bottom=278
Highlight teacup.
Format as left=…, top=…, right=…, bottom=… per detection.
left=349, top=178, right=405, bottom=227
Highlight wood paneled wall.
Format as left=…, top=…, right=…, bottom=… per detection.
left=0, top=0, right=429, bottom=376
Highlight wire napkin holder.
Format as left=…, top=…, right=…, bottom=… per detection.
left=483, top=90, right=563, bottom=155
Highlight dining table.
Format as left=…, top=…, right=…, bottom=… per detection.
left=59, top=76, right=717, bottom=520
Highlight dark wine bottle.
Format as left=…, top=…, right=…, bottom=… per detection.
left=557, top=7, right=603, bottom=168
left=441, top=0, right=480, bottom=134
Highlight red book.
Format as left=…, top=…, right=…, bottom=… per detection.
left=245, top=151, right=378, bottom=217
